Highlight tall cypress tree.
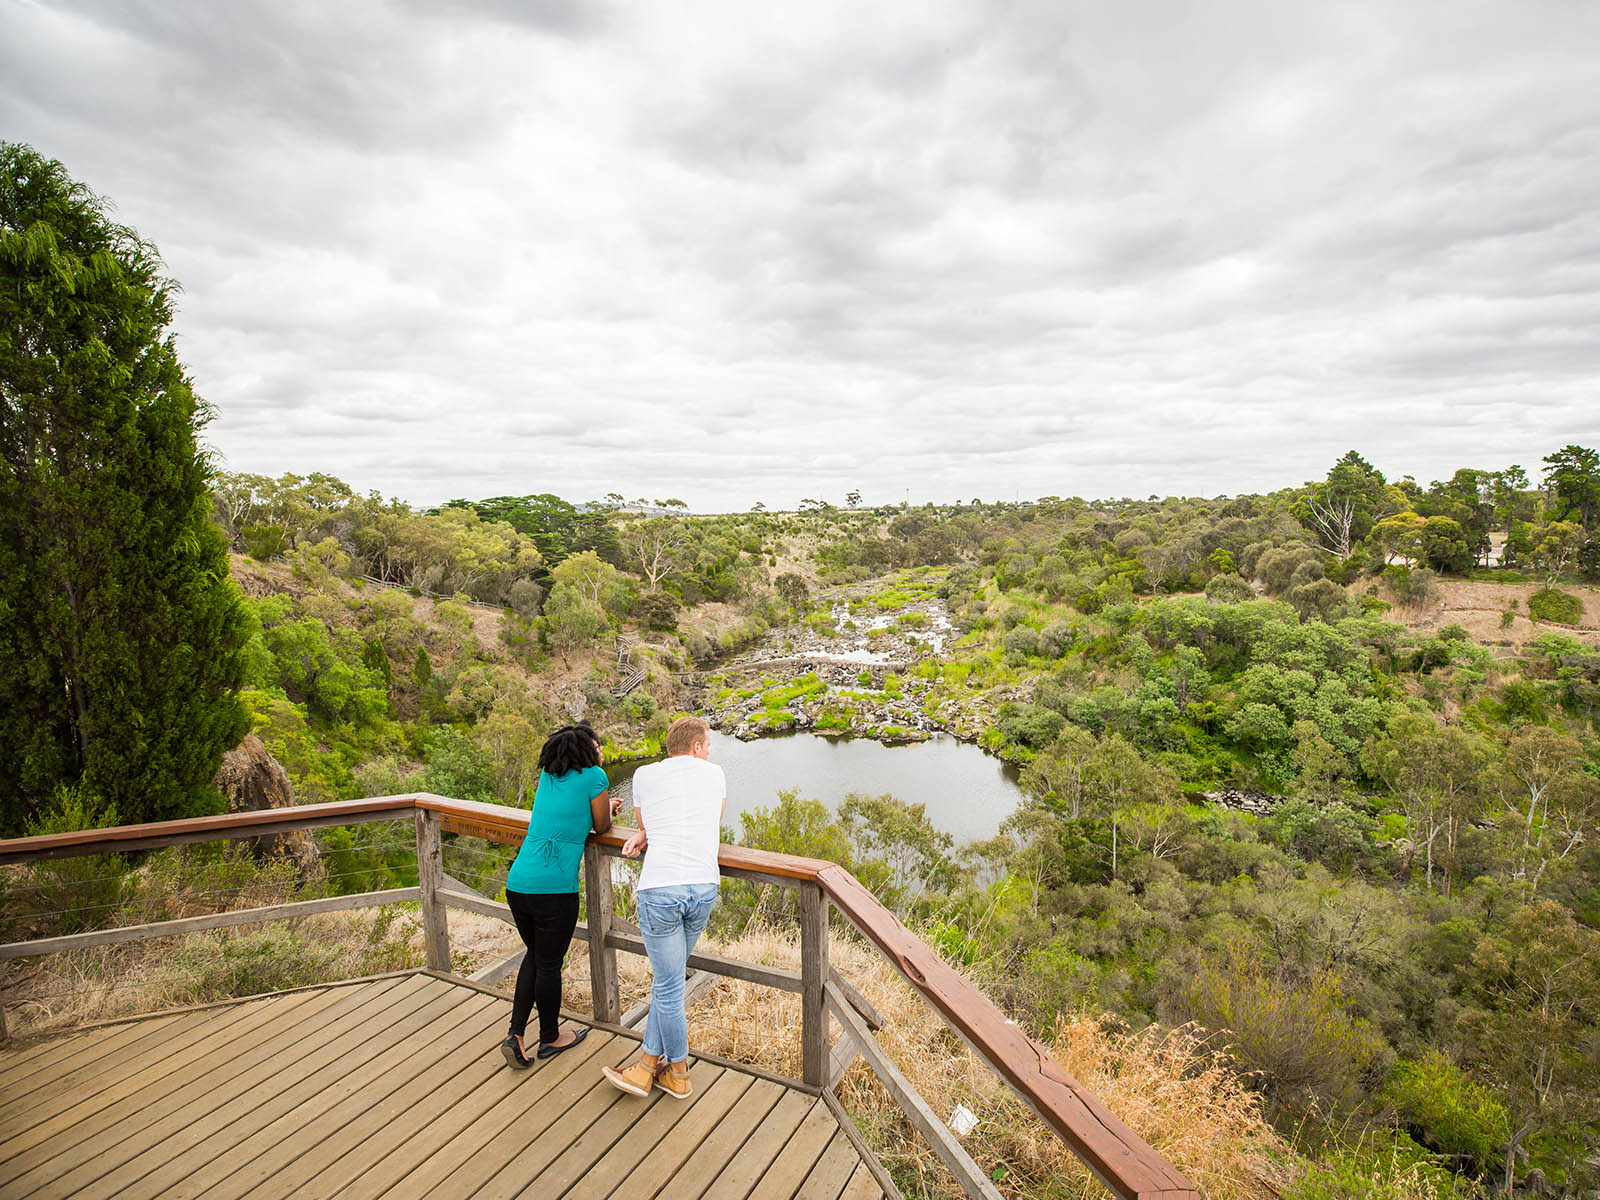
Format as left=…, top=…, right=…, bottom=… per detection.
left=0, top=143, right=250, bottom=835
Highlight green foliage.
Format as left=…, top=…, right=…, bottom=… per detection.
left=0, top=143, right=251, bottom=835
left=1181, top=939, right=1384, bottom=1118
left=1384, top=1050, right=1508, bottom=1173
left=1287, top=1131, right=1484, bottom=1200
left=1527, top=587, right=1583, bottom=625
left=422, top=726, right=495, bottom=805
left=634, top=590, right=681, bottom=631
left=5, top=785, right=132, bottom=936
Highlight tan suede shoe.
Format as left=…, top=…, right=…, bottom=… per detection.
left=602, top=1061, right=659, bottom=1097
left=655, top=1063, right=692, bottom=1100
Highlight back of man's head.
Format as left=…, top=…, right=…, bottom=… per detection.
left=663, top=716, right=709, bottom=757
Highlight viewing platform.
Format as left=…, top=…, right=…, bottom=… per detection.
left=1, top=795, right=1199, bottom=1200
left=0, top=972, right=880, bottom=1199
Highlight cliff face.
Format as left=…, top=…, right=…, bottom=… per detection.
left=214, top=735, right=319, bottom=878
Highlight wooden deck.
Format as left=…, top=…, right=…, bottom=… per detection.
left=0, top=972, right=887, bottom=1200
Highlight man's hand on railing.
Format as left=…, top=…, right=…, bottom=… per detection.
left=621, top=831, right=647, bottom=858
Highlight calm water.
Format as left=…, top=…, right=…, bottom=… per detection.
left=605, top=731, right=1023, bottom=845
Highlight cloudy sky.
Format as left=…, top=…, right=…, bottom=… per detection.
left=4, top=1, right=1598, bottom=511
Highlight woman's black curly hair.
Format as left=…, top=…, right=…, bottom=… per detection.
left=537, top=722, right=602, bottom=777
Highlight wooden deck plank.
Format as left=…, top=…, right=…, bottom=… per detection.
left=628, top=1078, right=788, bottom=1200
left=0, top=1007, right=227, bottom=1120
left=563, top=1067, right=755, bottom=1200
left=331, top=1025, right=622, bottom=1199
left=745, top=1099, right=841, bottom=1200
left=796, top=1131, right=867, bottom=1200
left=510, top=1064, right=735, bottom=1200
left=2, top=975, right=889, bottom=1200
left=0, top=1009, right=198, bottom=1093
left=838, top=1162, right=886, bottom=1200
left=0, top=991, right=346, bottom=1193
left=172, top=988, right=503, bottom=1200
left=63, top=975, right=449, bottom=1200
left=268, top=1003, right=518, bottom=1199
left=411, top=1035, right=639, bottom=1198
left=471, top=1060, right=695, bottom=1200
left=232, top=996, right=507, bottom=1198
left=0, top=996, right=284, bottom=1152
left=696, top=1089, right=815, bottom=1200
left=5, top=980, right=412, bottom=1198
left=29, top=976, right=429, bottom=1199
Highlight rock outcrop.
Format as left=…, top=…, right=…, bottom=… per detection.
left=214, top=735, right=320, bottom=878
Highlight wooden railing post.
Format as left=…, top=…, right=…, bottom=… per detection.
left=800, top=881, right=828, bottom=1088
left=414, top=808, right=451, bottom=972
left=584, top=840, right=621, bottom=1024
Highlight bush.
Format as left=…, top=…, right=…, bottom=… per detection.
left=10, top=785, right=134, bottom=936
left=1179, top=939, right=1384, bottom=1119
left=633, top=590, right=681, bottom=631
left=1001, top=626, right=1043, bottom=660
left=1383, top=1050, right=1508, bottom=1173
left=1206, top=574, right=1256, bottom=604
left=1288, top=1131, right=1485, bottom=1200
left=1528, top=587, right=1584, bottom=625
left=1384, top=566, right=1438, bottom=609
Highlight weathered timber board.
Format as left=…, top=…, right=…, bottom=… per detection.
left=797, top=1129, right=869, bottom=1200
left=230, top=994, right=504, bottom=1198
left=699, top=1089, right=817, bottom=1200
left=747, top=1097, right=843, bottom=1200
left=60, top=975, right=438, bottom=1200
left=0, top=972, right=884, bottom=1200
left=564, top=1067, right=755, bottom=1199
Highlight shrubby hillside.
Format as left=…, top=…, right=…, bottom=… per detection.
left=178, top=453, right=1600, bottom=1199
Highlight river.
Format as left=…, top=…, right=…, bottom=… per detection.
left=606, top=731, right=1024, bottom=845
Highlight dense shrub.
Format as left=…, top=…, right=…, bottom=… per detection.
left=1179, top=939, right=1384, bottom=1119
left=1206, top=573, right=1256, bottom=603
left=1528, top=587, right=1584, bottom=625
left=1383, top=1049, right=1508, bottom=1173
left=1383, top=566, right=1438, bottom=609
left=1286, top=1131, right=1484, bottom=1200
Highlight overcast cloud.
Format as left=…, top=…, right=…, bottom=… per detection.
left=4, top=0, right=1598, bottom=510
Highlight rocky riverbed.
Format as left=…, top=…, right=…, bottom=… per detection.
left=694, top=593, right=977, bottom=742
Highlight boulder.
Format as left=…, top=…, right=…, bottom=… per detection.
left=214, top=735, right=319, bottom=878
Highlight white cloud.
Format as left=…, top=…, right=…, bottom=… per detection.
left=3, top=0, right=1597, bottom=510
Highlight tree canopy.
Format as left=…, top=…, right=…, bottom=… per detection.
left=0, top=143, right=250, bottom=834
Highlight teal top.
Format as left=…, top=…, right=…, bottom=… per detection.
left=505, top=765, right=608, bottom=894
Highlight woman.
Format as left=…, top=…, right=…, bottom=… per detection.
left=500, top=722, right=619, bottom=1069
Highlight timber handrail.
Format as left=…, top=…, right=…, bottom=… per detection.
left=0, top=792, right=1197, bottom=1200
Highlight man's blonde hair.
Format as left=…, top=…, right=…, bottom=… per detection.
left=664, top=716, right=710, bottom=757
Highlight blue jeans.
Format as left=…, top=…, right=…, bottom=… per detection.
left=637, top=883, right=718, bottom=1062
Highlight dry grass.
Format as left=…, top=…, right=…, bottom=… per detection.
left=640, top=922, right=1296, bottom=1200
left=0, top=907, right=422, bottom=1041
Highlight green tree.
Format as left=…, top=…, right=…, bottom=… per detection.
left=1541, top=444, right=1600, bottom=528
left=0, top=143, right=251, bottom=834
left=542, top=579, right=609, bottom=660
left=1458, top=900, right=1600, bottom=1195
left=1297, top=450, right=1390, bottom=557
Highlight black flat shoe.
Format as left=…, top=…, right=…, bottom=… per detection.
left=536, top=1025, right=589, bottom=1060
left=501, top=1034, right=532, bottom=1069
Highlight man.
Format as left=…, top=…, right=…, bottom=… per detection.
left=602, top=716, right=724, bottom=1100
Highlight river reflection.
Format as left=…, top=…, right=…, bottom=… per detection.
left=606, top=731, right=1023, bottom=845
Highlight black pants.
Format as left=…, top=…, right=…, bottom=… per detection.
left=505, top=889, right=580, bottom=1045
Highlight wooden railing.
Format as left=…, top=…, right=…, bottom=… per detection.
left=0, top=794, right=1197, bottom=1200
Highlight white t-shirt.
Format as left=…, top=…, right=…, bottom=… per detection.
left=633, top=755, right=725, bottom=891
